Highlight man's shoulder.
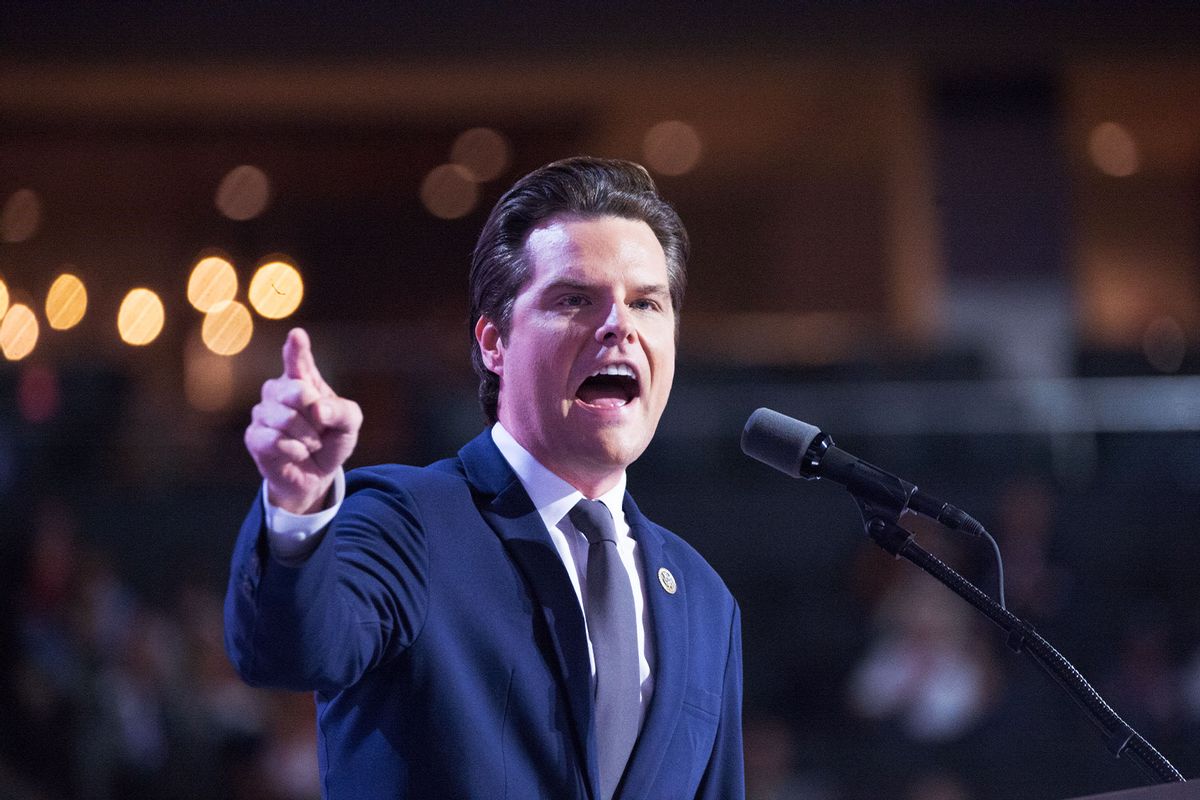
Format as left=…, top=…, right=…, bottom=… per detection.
left=344, top=455, right=469, bottom=497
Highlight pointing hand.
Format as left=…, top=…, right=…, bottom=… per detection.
left=244, top=328, right=363, bottom=514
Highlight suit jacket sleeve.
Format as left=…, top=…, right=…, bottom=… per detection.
left=695, top=600, right=745, bottom=800
left=223, top=467, right=430, bottom=693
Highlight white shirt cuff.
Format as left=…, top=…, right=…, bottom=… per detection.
left=263, top=468, right=346, bottom=562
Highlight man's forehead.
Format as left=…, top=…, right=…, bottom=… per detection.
left=523, top=214, right=666, bottom=278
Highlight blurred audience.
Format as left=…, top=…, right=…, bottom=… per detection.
left=1, top=499, right=311, bottom=800
left=2, top=466, right=1196, bottom=797
left=744, top=716, right=835, bottom=800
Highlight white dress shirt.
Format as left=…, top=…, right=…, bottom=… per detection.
left=263, top=423, right=655, bottom=721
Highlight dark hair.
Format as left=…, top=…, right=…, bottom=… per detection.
left=469, top=156, right=688, bottom=424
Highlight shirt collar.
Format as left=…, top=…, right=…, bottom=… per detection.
left=491, top=422, right=628, bottom=533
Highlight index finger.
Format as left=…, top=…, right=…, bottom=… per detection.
left=281, top=327, right=332, bottom=394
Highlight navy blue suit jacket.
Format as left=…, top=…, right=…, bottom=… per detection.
left=224, top=430, right=743, bottom=799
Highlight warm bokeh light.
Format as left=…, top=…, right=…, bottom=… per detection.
left=248, top=260, right=304, bottom=319
left=118, top=288, right=165, bottom=346
left=215, top=165, right=272, bottom=221
left=642, top=120, right=703, bottom=177
left=1088, top=122, right=1140, bottom=177
left=0, top=278, right=9, bottom=320
left=188, top=255, right=239, bottom=312
left=1, top=188, right=42, bottom=243
left=185, top=334, right=236, bottom=412
left=420, top=164, right=478, bottom=220
left=0, top=303, right=39, bottom=360
left=1143, top=316, right=1186, bottom=373
left=202, top=299, right=253, bottom=355
left=45, top=272, right=88, bottom=330
left=450, top=128, right=512, bottom=182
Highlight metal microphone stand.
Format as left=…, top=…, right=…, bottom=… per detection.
left=854, top=497, right=1185, bottom=786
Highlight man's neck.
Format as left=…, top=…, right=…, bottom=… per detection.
left=490, top=422, right=625, bottom=500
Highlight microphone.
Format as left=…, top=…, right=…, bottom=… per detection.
left=741, top=407, right=986, bottom=537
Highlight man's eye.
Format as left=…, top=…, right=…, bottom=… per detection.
left=561, top=294, right=588, bottom=307
left=631, top=299, right=661, bottom=312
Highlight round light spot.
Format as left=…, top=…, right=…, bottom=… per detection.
left=0, top=303, right=39, bottom=360
left=215, top=165, right=272, bottom=221
left=1, top=189, right=42, bottom=243
left=450, top=128, right=513, bottom=182
left=248, top=260, right=304, bottom=319
left=1088, top=122, right=1140, bottom=178
left=45, top=273, right=87, bottom=330
left=420, top=164, right=478, bottom=220
left=118, top=288, right=165, bottom=346
left=1143, top=316, right=1186, bottom=373
left=188, top=255, right=238, bottom=312
left=202, top=299, right=253, bottom=356
left=642, top=120, right=703, bottom=177
left=0, top=279, right=9, bottom=320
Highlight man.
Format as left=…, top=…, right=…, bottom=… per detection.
left=225, top=157, right=743, bottom=799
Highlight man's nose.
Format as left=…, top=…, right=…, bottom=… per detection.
left=595, top=303, right=634, bottom=346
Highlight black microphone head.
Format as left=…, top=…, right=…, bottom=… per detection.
left=741, top=408, right=823, bottom=478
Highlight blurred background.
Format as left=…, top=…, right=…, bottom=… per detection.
left=2, top=3, right=1200, bottom=799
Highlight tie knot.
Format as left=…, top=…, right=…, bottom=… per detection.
left=568, top=499, right=617, bottom=545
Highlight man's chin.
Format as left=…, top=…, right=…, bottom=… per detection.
left=578, top=430, right=652, bottom=472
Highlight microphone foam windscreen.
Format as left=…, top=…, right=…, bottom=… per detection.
left=740, top=408, right=821, bottom=478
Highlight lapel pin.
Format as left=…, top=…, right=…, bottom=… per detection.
left=657, top=567, right=677, bottom=595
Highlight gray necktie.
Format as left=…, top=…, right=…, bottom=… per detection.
left=568, top=499, right=640, bottom=800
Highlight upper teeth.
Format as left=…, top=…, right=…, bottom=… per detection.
left=592, top=364, right=636, bottom=379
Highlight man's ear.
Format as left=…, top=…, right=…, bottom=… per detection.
left=474, top=316, right=503, bottom=376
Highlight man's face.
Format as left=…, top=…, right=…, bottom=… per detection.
left=476, top=214, right=676, bottom=495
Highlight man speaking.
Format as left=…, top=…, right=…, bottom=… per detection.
left=224, top=157, right=744, bottom=799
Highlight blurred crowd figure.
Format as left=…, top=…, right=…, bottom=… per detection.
left=848, top=573, right=1001, bottom=743
left=1, top=499, right=319, bottom=800
left=2, top=473, right=1199, bottom=798
left=844, top=479, right=1062, bottom=748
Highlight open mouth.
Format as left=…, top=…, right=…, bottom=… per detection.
left=576, top=364, right=639, bottom=408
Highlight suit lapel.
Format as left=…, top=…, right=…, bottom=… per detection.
left=457, top=431, right=599, bottom=799
left=617, top=494, right=688, bottom=798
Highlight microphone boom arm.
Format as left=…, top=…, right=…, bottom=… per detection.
left=854, top=498, right=1184, bottom=787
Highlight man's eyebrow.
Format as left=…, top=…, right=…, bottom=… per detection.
left=535, top=279, right=592, bottom=297
left=543, top=280, right=590, bottom=292
left=635, top=283, right=671, bottom=297
left=537, top=279, right=671, bottom=297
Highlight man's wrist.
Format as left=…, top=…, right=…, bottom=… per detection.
left=267, top=479, right=335, bottom=515
left=263, top=469, right=346, bottom=562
